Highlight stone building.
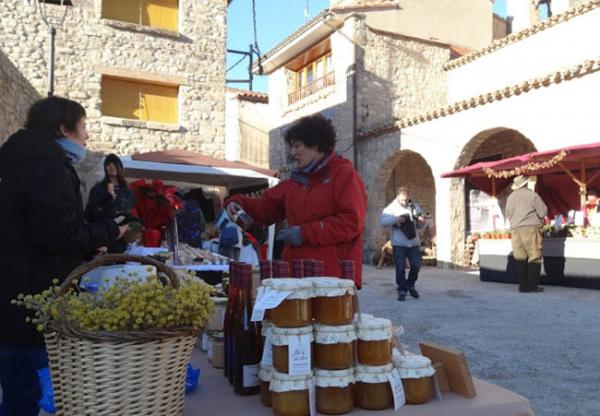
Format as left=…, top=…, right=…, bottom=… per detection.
left=358, top=0, right=600, bottom=266
left=0, top=0, right=228, bottom=157
left=225, top=88, right=270, bottom=168
left=258, top=0, right=600, bottom=267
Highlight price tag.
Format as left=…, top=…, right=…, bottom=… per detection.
left=254, top=288, right=291, bottom=310
left=251, top=286, right=267, bottom=322
left=261, top=327, right=273, bottom=366
left=243, top=364, right=260, bottom=388
left=309, top=378, right=317, bottom=416
left=288, top=334, right=312, bottom=376
left=387, top=368, right=406, bottom=410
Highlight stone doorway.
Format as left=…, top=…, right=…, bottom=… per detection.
left=367, top=150, right=435, bottom=263
left=449, top=128, right=536, bottom=266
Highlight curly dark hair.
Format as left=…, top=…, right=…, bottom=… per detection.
left=25, top=96, right=86, bottom=140
left=284, top=114, right=336, bottom=153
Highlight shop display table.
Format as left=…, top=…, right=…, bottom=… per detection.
left=183, top=349, right=534, bottom=416
left=478, top=238, right=600, bottom=289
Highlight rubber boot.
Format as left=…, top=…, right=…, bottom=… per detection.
left=515, top=260, right=528, bottom=292
left=527, top=262, right=544, bottom=292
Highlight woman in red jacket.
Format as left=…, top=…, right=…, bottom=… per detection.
left=226, top=115, right=367, bottom=287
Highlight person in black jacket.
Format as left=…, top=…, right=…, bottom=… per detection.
left=85, top=153, right=134, bottom=252
left=0, top=97, right=126, bottom=416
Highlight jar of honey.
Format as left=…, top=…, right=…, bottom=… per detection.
left=270, top=279, right=312, bottom=328
left=259, top=364, right=274, bottom=407
left=270, top=371, right=313, bottom=416
left=313, top=324, right=356, bottom=370
left=206, top=297, right=227, bottom=331
left=354, top=364, right=394, bottom=410
left=315, top=368, right=354, bottom=415
left=397, top=354, right=435, bottom=404
left=271, top=325, right=313, bottom=374
left=305, top=278, right=355, bottom=325
left=356, top=318, right=393, bottom=366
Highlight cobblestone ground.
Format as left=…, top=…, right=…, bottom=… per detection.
left=359, top=265, right=600, bottom=416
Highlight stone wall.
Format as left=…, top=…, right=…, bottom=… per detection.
left=0, top=0, right=227, bottom=156
left=357, top=25, right=449, bottom=132
left=0, top=50, right=40, bottom=143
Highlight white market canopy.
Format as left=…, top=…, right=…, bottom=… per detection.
left=121, top=149, right=279, bottom=190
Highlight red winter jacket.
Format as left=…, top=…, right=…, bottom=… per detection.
left=227, top=154, right=367, bottom=287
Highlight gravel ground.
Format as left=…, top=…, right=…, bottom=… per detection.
left=359, top=264, right=600, bottom=416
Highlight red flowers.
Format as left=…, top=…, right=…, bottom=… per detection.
left=130, top=179, right=182, bottom=230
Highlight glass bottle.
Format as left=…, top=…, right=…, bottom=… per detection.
left=233, top=263, right=261, bottom=395
left=224, top=262, right=239, bottom=383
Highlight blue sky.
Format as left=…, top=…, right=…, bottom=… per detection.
left=226, top=0, right=508, bottom=92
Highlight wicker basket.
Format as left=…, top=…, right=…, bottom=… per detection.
left=43, top=254, right=202, bottom=416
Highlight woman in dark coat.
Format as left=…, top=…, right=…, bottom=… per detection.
left=0, top=97, right=124, bottom=416
left=85, top=153, right=134, bottom=252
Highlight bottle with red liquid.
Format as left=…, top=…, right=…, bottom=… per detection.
left=224, top=262, right=239, bottom=383
left=233, top=263, right=261, bottom=395
left=273, top=261, right=289, bottom=278
left=291, top=259, right=303, bottom=278
left=312, top=260, right=324, bottom=277
left=302, top=259, right=315, bottom=277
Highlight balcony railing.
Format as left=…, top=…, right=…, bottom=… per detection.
left=288, top=71, right=335, bottom=105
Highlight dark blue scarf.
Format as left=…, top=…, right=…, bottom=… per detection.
left=290, top=152, right=335, bottom=185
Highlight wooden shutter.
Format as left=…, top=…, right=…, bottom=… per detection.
left=101, top=77, right=142, bottom=120
left=143, top=0, right=178, bottom=31
left=102, top=0, right=141, bottom=25
left=140, top=83, right=178, bottom=123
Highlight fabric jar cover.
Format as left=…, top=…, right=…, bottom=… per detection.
left=396, top=354, right=435, bottom=379
left=270, top=278, right=312, bottom=300
left=315, top=368, right=354, bottom=388
left=271, top=325, right=314, bottom=346
left=270, top=371, right=313, bottom=392
left=314, top=324, right=356, bottom=344
left=356, top=318, right=393, bottom=341
left=355, top=364, right=395, bottom=384
left=305, top=277, right=355, bottom=297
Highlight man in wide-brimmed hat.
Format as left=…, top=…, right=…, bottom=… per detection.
left=505, top=175, right=548, bottom=292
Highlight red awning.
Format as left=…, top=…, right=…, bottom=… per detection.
left=131, top=149, right=277, bottom=178
left=441, top=141, right=600, bottom=179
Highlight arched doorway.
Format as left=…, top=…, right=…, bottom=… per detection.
left=367, top=150, right=435, bottom=262
left=449, top=128, right=536, bottom=265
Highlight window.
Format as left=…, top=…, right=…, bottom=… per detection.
left=295, top=54, right=331, bottom=90
left=102, top=0, right=179, bottom=31
left=101, top=76, right=179, bottom=124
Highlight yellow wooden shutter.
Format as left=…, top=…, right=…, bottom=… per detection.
left=101, top=77, right=142, bottom=120
left=142, top=0, right=178, bottom=31
left=140, top=83, right=178, bottom=124
left=102, top=0, right=141, bottom=25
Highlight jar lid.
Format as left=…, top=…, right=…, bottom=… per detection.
left=396, top=354, right=435, bottom=379
left=314, top=324, right=356, bottom=344
left=270, top=278, right=312, bottom=299
left=261, top=320, right=273, bottom=337
left=356, top=317, right=393, bottom=340
left=305, top=277, right=355, bottom=297
left=315, top=368, right=354, bottom=387
left=270, top=371, right=313, bottom=392
left=259, top=364, right=274, bottom=381
left=210, top=297, right=228, bottom=304
left=271, top=325, right=313, bottom=346
left=355, top=364, right=394, bottom=384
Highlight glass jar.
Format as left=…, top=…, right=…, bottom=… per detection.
left=313, top=324, right=356, bottom=370
left=305, top=278, right=355, bottom=325
left=270, top=371, right=313, bottom=416
left=210, top=332, right=224, bottom=369
left=271, top=325, right=313, bottom=374
left=206, top=297, right=227, bottom=332
left=356, top=318, right=393, bottom=366
left=270, top=279, right=312, bottom=328
left=315, top=368, right=354, bottom=415
left=259, top=364, right=274, bottom=407
left=397, top=354, right=435, bottom=404
left=354, top=364, right=394, bottom=410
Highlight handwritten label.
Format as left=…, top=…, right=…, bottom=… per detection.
left=288, top=334, right=312, bottom=376
left=251, top=289, right=291, bottom=322
left=309, top=378, right=317, bottom=416
left=387, top=368, right=406, bottom=410
left=251, top=286, right=267, bottom=322
left=261, top=327, right=273, bottom=367
left=243, top=364, right=260, bottom=388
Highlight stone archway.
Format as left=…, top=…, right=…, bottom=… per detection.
left=449, top=128, right=537, bottom=265
left=366, top=150, right=435, bottom=261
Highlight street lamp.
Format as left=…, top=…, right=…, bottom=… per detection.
left=26, top=0, right=71, bottom=96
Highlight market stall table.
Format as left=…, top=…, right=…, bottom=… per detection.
left=183, top=349, right=534, bottom=416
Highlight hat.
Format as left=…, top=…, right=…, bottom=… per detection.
left=104, top=153, right=123, bottom=169
left=511, top=175, right=530, bottom=190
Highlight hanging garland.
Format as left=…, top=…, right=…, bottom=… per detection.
left=484, top=150, right=568, bottom=179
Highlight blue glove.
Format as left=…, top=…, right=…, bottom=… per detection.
left=276, top=226, right=303, bottom=247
